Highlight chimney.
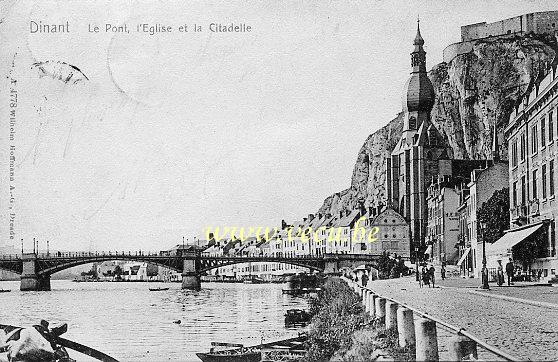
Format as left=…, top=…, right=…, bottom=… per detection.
left=303, top=217, right=308, bottom=223
left=318, top=213, right=323, bottom=219
left=326, top=213, right=332, bottom=219
left=339, top=211, right=343, bottom=219
left=368, top=206, right=374, bottom=216
left=281, top=220, right=288, bottom=229
left=308, top=214, right=315, bottom=221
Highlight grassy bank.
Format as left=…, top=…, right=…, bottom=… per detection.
left=304, top=277, right=413, bottom=361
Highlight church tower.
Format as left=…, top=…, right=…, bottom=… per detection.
left=401, top=20, right=435, bottom=136
left=388, top=20, right=450, bottom=260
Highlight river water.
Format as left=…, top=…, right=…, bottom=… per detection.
left=0, top=280, right=308, bottom=361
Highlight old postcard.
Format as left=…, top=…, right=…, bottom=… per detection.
left=1, top=1, right=558, bottom=361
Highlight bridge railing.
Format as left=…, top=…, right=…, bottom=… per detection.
left=0, top=254, right=20, bottom=260
left=1, top=251, right=384, bottom=261
left=344, top=277, right=523, bottom=361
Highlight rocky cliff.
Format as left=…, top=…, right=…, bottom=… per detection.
left=318, top=33, right=558, bottom=216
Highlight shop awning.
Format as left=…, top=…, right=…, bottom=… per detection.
left=424, top=245, right=433, bottom=255
left=456, top=247, right=471, bottom=266
left=486, top=223, right=544, bottom=256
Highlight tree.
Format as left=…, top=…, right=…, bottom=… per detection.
left=477, top=188, right=510, bottom=245
left=512, top=230, right=547, bottom=271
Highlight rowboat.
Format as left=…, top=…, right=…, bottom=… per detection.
left=284, top=309, right=311, bottom=326
left=0, top=289, right=10, bottom=293
left=196, top=335, right=306, bottom=362
left=281, top=287, right=320, bottom=295
left=149, top=287, right=169, bottom=291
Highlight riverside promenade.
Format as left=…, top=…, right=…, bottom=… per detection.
left=366, top=276, right=558, bottom=361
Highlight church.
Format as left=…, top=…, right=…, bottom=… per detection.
left=386, top=22, right=489, bottom=262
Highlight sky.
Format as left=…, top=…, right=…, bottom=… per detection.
left=1, top=0, right=557, bottom=252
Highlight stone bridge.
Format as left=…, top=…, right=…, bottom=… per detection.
left=0, top=252, right=384, bottom=291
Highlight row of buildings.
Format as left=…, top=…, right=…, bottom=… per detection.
left=201, top=207, right=410, bottom=280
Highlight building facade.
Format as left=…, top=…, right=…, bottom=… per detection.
left=467, top=162, right=509, bottom=277
left=426, top=177, right=461, bottom=264
left=503, top=64, right=558, bottom=280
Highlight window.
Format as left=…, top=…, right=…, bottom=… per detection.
left=541, top=118, right=546, bottom=148
left=533, top=169, right=538, bottom=199
left=551, top=160, right=555, bottom=196
left=511, top=139, right=518, bottom=167
left=520, top=132, right=526, bottom=161
left=543, top=164, right=547, bottom=199
left=549, top=111, right=554, bottom=143
left=512, top=181, right=518, bottom=207
left=552, top=220, right=556, bottom=257
left=521, top=175, right=526, bottom=205
left=532, top=125, right=538, bottom=154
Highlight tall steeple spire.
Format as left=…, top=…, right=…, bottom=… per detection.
left=411, top=18, right=427, bottom=73
left=402, top=19, right=435, bottom=128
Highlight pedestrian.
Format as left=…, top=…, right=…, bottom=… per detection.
left=361, top=271, right=369, bottom=287
left=417, top=266, right=423, bottom=288
left=505, top=258, right=514, bottom=286
left=429, top=265, right=436, bottom=288
left=441, top=263, right=446, bottom=280
left=422, top=264, right=430, bottom=288
left=496, top=260, right=504, bottom=286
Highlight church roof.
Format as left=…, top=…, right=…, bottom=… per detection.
left=402, top=73, right=435, bottom=112
left=414, top=20, right=424, bottom=46
left=402, top=20, right=435, bottom=113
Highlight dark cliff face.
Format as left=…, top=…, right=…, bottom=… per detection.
left=318, top=33, right=558, bottom=216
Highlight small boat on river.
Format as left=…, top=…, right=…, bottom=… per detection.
left=284, top=309, right=311, bottom=327
left=196, top=334, right=306, bottom=362
left=0, top=289, right=10, bottom=293
left=149, top=287, right=170, bottom=291
left=242, top=276, right=266, bottom=284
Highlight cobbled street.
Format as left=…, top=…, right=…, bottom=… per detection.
left=367, top=277, right=558, bottom=361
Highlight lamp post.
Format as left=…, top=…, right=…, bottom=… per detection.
left=414, top=245, right=420, bottom=281
left=480, top=221, right=490, bottom=290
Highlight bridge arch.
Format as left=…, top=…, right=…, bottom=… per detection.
left=197, top=259, right=324, bottom=274
left=37, top=256, right=183, bottom=276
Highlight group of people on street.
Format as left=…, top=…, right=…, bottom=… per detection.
left=418, top=264, right=437, bottom=288
left=496, top=258, right=516, bottom=286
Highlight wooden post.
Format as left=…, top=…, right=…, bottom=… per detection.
left=368, top=293, right=376, bottom=318
left=397, top=307, right=415, bottom=347
left=375, top=297, right=386, bottom=321
left=385, top=301, right=398, bottom=331
left=448, top=334, right=477, bottom=361
left=415, top=318, right=439, bottom=361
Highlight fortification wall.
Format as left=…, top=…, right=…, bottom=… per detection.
left=444, top=11, right=558, bottom=63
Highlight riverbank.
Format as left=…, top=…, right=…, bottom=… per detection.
left=304, top=277, right=413, bottom=361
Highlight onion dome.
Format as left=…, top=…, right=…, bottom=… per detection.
left=402, top=20, right=435, bottom=113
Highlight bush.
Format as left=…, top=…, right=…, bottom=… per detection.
left=304, top=278, right=368, bottom=361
